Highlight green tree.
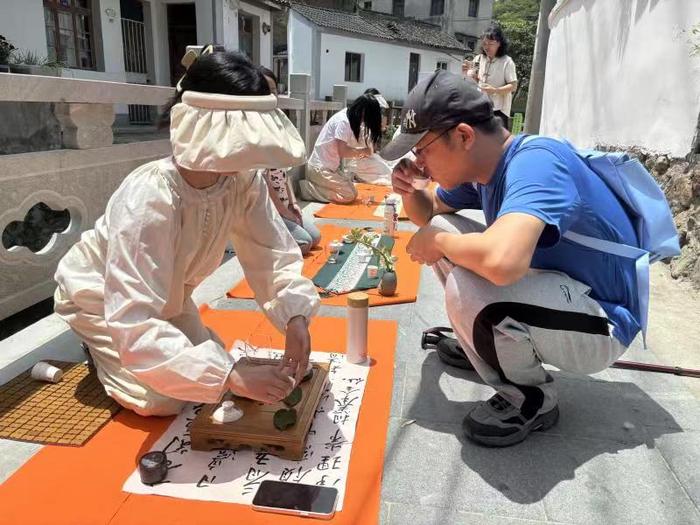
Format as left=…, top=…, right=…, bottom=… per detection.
left=492, top=0, right=540, bottom=111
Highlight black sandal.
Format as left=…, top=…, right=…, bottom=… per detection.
left=421, top=326, right=474, bottom=371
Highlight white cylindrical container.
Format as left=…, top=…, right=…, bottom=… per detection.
left=383, top=198, right=396, bottom=237
left=366, top=264, right=378, bottom=278
left=31, top=362, right=63, bottom=383
left=346, top=292, right=369, bottom=364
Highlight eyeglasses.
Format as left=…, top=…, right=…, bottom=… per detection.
left=411, top=127, right=453, bottom=157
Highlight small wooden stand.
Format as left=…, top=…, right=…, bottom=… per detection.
left=190, top=358, right=329, bottom=460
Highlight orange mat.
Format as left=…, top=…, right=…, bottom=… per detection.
left=313, top=183, right=409, bottom=221
left=0, top=308, right=397, bottom=525
left=228, top=224, right=421, bottom=306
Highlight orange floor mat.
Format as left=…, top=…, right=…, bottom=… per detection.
left=0, top=309, right=397, bottom=525
left=313, top=183, right=410, bottom=221
left=228, top=224, right=421, bottom=306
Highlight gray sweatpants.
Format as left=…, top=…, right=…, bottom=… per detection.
left=429, top=214, right=628, bottom=418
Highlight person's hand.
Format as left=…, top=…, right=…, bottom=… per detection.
left=406, top=225, right=448, bottom=265
left=392, top=158, right=423, bottom=196
left=479, top=83, right=497, bottom=95
left=289, top=205, right=304, bottom=225
left=228, top=361, right=295, bottom=403
left=280, top=316, right=311, bottom=385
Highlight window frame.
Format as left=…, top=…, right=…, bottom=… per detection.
left=43, top=0, right=95, bottom=70
left=468, top=0, right=479, bottom=18
left=344, top=51, right=363, bottom=83
left=436, top=60, right=448, bottom=70
left=430, top=0, right=445, bottom=17
left=392, top=0, right=404, bottom=17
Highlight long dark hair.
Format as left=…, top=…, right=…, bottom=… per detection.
left=347, top=94, right=382, bottom=148
left=480, top=24, right=509, bottom=57
left=159, top=50, right=270, bottom=128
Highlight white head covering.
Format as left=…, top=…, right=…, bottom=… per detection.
left=170, top=91, right=307, bottom=173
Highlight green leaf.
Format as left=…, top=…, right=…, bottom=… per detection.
left=273, top=408, right=297, bottom=431
left=283, top=386, right=302, bottom=407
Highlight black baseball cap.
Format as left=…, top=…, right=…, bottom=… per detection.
left=380, top=70, right=494, bottom=161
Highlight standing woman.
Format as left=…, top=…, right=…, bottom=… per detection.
left=53, top=50, right=320, bottom=416
left=467, top=24, right=517, bottom=129
left=299, top=94, right=382, bottom=203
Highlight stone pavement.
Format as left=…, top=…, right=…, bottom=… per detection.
left=1, top=204, right=699, bottom=525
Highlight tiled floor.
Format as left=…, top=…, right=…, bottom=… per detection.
left=1, top=205, right=699, bottom=524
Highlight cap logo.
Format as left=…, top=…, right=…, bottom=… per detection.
left=404, top=109, right=417, bottom=130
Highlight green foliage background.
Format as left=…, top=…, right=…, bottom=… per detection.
left=492, top=0, right=540, bottom=112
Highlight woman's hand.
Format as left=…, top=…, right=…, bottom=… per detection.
left=280, top=315, right=311, bottom=384
left=228, top=361, right=295, bottom=403
left=479, top=83, right=497, bottom=95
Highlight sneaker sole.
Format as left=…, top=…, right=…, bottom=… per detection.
left=463, top=406, right=560, bottom=448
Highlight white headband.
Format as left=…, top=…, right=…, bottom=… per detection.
left=170, top=91, right=307, bottom=173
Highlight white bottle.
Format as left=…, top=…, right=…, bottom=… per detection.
left=346, top=292, right=369, bottom=364
left=383, top=197, right=396, bottom=237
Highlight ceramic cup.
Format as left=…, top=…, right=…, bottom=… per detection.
left=31, top=361, right=63, bottom=383
left=367, top=264, right=379, bottom=278
left=411, top=176, right=430, bottom=190
left=342, top=234, right=353, bottom=244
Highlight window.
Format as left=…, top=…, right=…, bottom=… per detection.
left=436, top=61, right=447, bottom=70
left=345, top=52, right=363, bottom=82
left=43, top=0, right=94, bottom=69
left=430, top=0, right=444, bottom=16
left=363, top=1, right=372, bottom=9
left=455, top=33, right=477, bottom=52
left=408, top=52, right=420, bottom=91
left=392, top=0, right=404, bottom=17
left=468, top=0, right=479, bottom=18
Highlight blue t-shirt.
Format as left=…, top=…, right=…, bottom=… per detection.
left=436, top=134, right=640, bottom=346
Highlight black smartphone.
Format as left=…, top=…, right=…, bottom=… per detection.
left=251, top=480, right=338, bottom=520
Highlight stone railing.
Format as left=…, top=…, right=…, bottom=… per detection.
left=0, top=72, right=346, bottom=321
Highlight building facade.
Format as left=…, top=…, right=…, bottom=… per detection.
left=287, top=3, right=466, bottom=102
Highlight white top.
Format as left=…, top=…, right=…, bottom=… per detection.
left=54, top=157, right=320, bottom=403
left=474, top=54, right=517, bottom=116
left=308, top=108, right=367, bottom=172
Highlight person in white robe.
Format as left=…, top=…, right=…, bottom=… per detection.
left=53, top=50, right=320, bottom=416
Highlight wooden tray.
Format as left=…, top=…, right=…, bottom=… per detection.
left=190, top=359, right=329, bottom=460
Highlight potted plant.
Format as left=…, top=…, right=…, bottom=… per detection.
left=9, top=50, right=63, bottom=76
left=0, top=35, right=15, bottom=73
left=349, top=227, right=398, bottom=296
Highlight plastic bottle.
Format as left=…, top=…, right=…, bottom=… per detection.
left=346, top=292, right=369, bottom=364
left=383, top=197, right=396, bottom=237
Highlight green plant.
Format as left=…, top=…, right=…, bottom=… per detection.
left=348, top=227, right=395, bottom=272
left=10, top=49, right=63, bottom=69
left=0, top=35, right=15, bottom=64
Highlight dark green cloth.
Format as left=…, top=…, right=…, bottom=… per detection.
left=313, top=236, right=395, bottom=292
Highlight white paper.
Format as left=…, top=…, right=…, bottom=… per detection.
left=123, top=342, right=370, bottom=510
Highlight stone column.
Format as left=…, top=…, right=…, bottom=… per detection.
left=53, top=103, right=115, bottom=149
left=524, top=0, right=557, bottom=134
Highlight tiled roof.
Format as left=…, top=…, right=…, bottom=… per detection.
left=290, top=3, right=466, bottom=52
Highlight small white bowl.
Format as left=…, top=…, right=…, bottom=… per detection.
left=342, top=234, right=353, bottom=244
left=411, top=176, right=430, bottom=190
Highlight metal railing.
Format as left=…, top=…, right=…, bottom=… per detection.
left=121, top=18, right=148, bottom=74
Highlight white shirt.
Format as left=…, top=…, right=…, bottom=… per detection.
left=54, top=157, right=320, bottom=403
left=308, top=108, right=367, bottom=172
left=474, top=54, right=517, bottom=116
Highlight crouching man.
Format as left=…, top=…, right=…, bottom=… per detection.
left=381, top=71, right=648, bottom=447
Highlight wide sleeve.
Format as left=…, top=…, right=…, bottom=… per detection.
left=232, top=172, right=320, bottom=332
left=103, top=171, right=234, bottom=403
left=505, top=56, right=518, bottom=84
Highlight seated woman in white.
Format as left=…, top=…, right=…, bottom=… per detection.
left=345, top=88, right=394, bottom=186
left=299, top=94, right=382, bottom=203
left=53, top=50, right=320, bottom=417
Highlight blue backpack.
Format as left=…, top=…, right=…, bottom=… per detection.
left=519, top=136, right=681, bottom=346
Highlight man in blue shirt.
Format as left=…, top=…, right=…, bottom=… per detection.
left=381, top=70, right=639, bottom=447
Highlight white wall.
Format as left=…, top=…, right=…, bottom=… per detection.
left=239, top=1, right=272, bottom=67
left=0, top=0, right=47, bottom=59
left=318, top=33, right=462, bottom=101
left=288, top=10, right=316, bottom=92
left=541, top=0, right=700, bottom=157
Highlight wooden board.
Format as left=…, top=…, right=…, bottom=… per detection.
left=190, top=359, right=329, bottom=460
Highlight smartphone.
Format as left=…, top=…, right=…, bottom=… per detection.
left=252, top=480, right=338, bottom=520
